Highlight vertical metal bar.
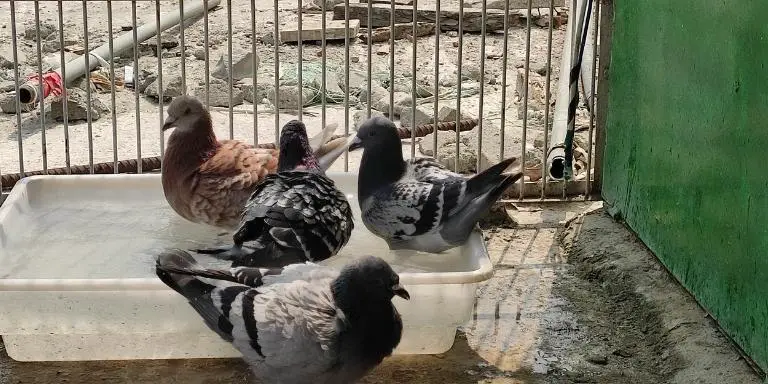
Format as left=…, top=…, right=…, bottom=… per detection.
left=432, top=0, right=440, bottom=156
left=203, top=0, right=210, bottom=108
left=541, top=0, right=554, bottom=198
left=82, top=0, right=94, bottom=173
left=297, top=0, right=303, bottom=120
left=10, top=2, right=23, bottom=176
left=58, top=0, right=71, bottom=173
left=410, top=0, right=417, bottom=160
left=343, top=0, right=350, bottom=172
left=108, top=1, right=118, bottom=173
left=227, top=0, right=234, bottom=138
left=519, top=0, right=532, bottom=199
left=274, top=0, right=280, bottom=144
left=179, top=0, right=187, bottom=94
left=586, top=0, right=600, bottom=198
left=132, top=1, right=142, bottom=173
left=321, top=0, right=327, bottom=144
left=34, top=1, right=48, bottom=173
left=593, top=0, right=612, bottom=194
left=455, top=0, right=464, bottom=172
left=477, top=0, right=487, bottom=171
left=366, top=0, right=372, bottom=118
left=388, top=0, right=395, bottom=118
left=499, top=0, right=509, bottom=162
left=156, top=0, right=165, bottom=157
left=251, top=0, right=258, bottom=145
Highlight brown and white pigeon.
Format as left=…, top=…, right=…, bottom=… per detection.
left=155, top=249, right=409, bottom=384
left=161, top=95, right=344, bottom=230
left=193, top=120, right=356, bottom=268
left=348, top=116, right=523, bottom=254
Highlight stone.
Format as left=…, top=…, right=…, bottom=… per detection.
left=268, top=85, right=317, bottom=109
left=191, top=46, right=207, bottom=60
left=353, top=109, right=385, bottom=131
left=392, top=78, right=433, bottom=98
left=0, top=92, right=34, bottom=114
left=399, top=105, right=434, bottom=127
left=0, top=80, right=17, bottom=92
left=0, top=46, right=24, bottom=69
left=337, top=70, right=369, bottom=96
left=24, top=21, right=57, bottom=41
left=137, top=69, right=158, bottom=94
left=192, top=78, right=244, bottom=107
left=212, top=51, right=259, bottom=81
left=586, top=353, right=609, bottom=366
left=143, top=34, right=180, bottom=50
left=143, top=73, right=183, bottom=101
left=436, top=105, right=471, bottom=122
left=391, top=92, right=412, bottom=116
left=461, top=64, right=484, bottom=82
left=47, top=88, right=110, bottom=122
left=241, top=77, right=275, bottom=104
left=261, top=32, right=275, bottom=46
left=41, top=33, right=81, bottom=54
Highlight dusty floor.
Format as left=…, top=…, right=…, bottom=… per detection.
left=0, top=1, right=594, bottom=183
left=0, top=204, right=760, bottom=383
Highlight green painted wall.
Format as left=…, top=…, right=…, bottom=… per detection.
left=602, top=0, right=768, bottom=372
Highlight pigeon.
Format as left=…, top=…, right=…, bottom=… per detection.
left=155, top=249, right=409, bottom=384
left=348, top=116, right=524, bottom=253
left=193, top=120, right=356, bottom=268
left=161, top=95, right=345, bottom=230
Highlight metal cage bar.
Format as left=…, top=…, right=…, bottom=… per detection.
left=0, top=0, right=607, bottom=203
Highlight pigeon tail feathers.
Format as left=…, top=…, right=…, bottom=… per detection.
left=441, top=171, right=523, bottom=244
left=155, top=249, right=239, bottom=342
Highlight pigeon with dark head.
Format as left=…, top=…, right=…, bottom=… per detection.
left=193, top=120, right=356, bottom=268
left=348, top=116, right=523, bottom=253
left=161, top=95, right=345, bottom=230
left=156, top=249, right=408, bottom=384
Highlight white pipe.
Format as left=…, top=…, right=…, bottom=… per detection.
left=547, top=0, right=589, bottom=180
left=19, top=0, right=221, bottom=105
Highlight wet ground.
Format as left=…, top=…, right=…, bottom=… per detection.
left=0, top=203, right=761, bottom=383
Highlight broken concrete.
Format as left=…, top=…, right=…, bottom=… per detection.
left=212, top=51, right=259, bottom=82
left=399, top=105, right=434, bottom=127
left=268, top=85, right=317, bottom=109
left=192, top=78, right=244, bottom=108
left=143, top=73, right=184, bottom=101
left=47, top=88, right=110, bottom=122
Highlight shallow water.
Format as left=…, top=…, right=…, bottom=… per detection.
left=0, top=177, right=477, bottom=280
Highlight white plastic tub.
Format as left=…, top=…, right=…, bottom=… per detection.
left=0, top=173, right=493, bottom=362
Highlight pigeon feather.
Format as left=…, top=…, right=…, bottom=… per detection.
left=352, top=116, right=523, bottom=253
left=161, top=95, right=345, bottom=230
left=156, top=249, right=407, bottom=384
left=194, top=120, right=355, bottom=268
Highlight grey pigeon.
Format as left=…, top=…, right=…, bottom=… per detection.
left=194, top=120, right=356, bottom=268
left=348, top=116, right=523, bottom=253
left=155, top=249, right=409, bottom=384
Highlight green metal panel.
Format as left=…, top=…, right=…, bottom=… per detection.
left=602, top=0, right=768, bottom=372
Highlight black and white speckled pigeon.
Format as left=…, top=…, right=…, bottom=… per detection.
left=194, top=120, right=355, bottom=268
left=349, top=116, right=523, bottom=254
left=155, top=249, right=409, bottom=384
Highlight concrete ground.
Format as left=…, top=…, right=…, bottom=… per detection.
left=0, top=203, right=761, bottom=383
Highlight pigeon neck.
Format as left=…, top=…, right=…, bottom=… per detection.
left=331, top=280, right=401, bottom=362
left=278, top=139, right=321, bottom=172
left=164, top=115, right=219, bottom=173
left=358, top=141, right=405, bottom=198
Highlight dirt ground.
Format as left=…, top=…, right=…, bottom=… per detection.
left=0, top=204, right=760, bottom=383
left=0, top=0, right=592, bottom=183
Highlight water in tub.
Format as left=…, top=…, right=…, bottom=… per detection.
left=0, top=189, right=474, bottom=280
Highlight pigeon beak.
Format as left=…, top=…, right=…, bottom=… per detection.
left=392, top=283, right=410, bottom=300
left=347, top=136, right=363, bottom=152
left=162, top=117, right=176, bottom=131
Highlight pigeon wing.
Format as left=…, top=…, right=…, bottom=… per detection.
left=244, top=172, right=354, bottom=262
left=362, top=180, right=463, bottom=240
